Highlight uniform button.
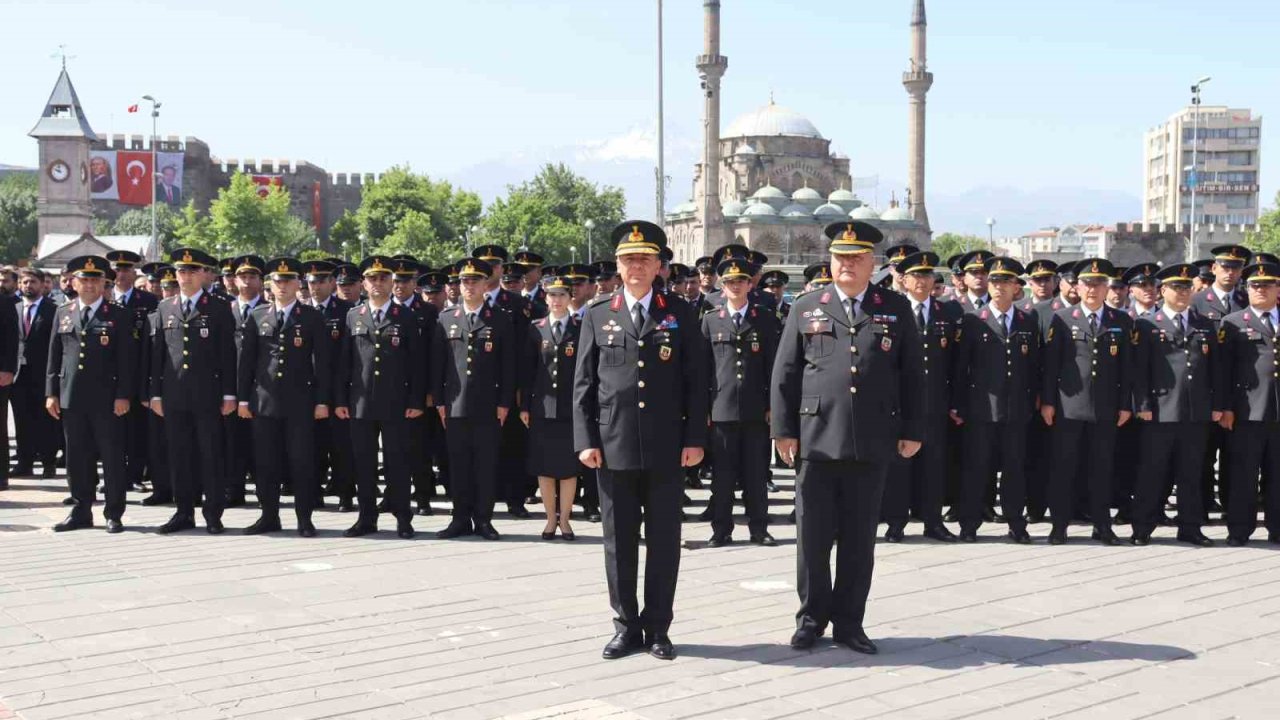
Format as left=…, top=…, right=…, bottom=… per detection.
left=277, top=373, right=283, bottom=378
left=638, top=381, right=646, bottom=388
left=851, top=367, right=857, bottom=374
left=375, top=343, right=380, bottom=349
left=182, top=350, right=189, bottom=356
left=923, top=343, right=929, bottom=349
left=638, top=341, right=645, bottom=348
left=851, top=346, right=858, bottom=354
left=638, top=361, right=645, bottom=368
left=77, top=364, right=83, bottom=369
left=552, top=383, right=557, bottom=388
left=375, top=370, right=380, bottom=376
left=1007, top=372, right=1013, bottom=377
left=638, top=401, right=646, bottom=408
left=78, top=353, right=84, bottom=358
left=1187, top=375, right=1193, bottom=380
left=374, top=357, right=380, bottom=363
left=736, top=360, right=742, bottom=366
left=465, top=357, right=471, bottom=364
left=850, top=386, right=858, bottom=394
left=1091, top=371, right=1096, bottom=377
left=736, top=348, right=742, bottom=354
left=924, top=369, right=929, bottom=375
left=466, top=370, right=472, bottom=375
left=736, top=374, right=742, bottom=380
left=182, top=363, right=189, bottom=369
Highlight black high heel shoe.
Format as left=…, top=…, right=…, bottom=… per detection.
left=541, top=528, right=557, bottom=541
left=559, top=525, right=576, bottom=541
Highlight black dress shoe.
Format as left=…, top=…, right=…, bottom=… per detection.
left=206, top=519, right=225, bottom=535
left=475, top=523, right=501, bottom=541
left=1091, top=528, right=1120, bottom=546
left=585, top=507, right=601, bottom=523
left=766, top=481, right=779, bottom=493
left=416, top=504, right=434, bottom=516
left=297, top=520, right=316, bottom=538
left=707, top=534, right=732, bottom=548
left=42, top=465, right=57, bottom=479
left=436, top=522, right=472, bottom=539
left=696, top=508, right=712, bottom=522
left=647, top=634, right=676, bottom=660
left=958, top=528, right=978, bottom=543
left=507, top=504, right=531, bottom=519
left=1130, top=534, right=1151, bottom=546
left=337, top=498, right=356, bottom=513
left=790, top=626, right=819, bottom=649
left=1269, top=533, right=1280, bottom=545
left=601, top=631, right=645, bottom=659
left=343, top=521, right=378, bottom=537
left=157, top=513, right=195, bottom=534
left=750, top=533, right=777, bottom=547
left=884, top=526, right=905, bottom=543
left=1226, top=535, right=1246, bottom=547
left=1048, top=527, right=1068, bottom=545
left=10, top=465, right=31, bottom=477
left=62, top=496, right=76, bottom=506
left=924, top=524, right=958, bottom=543
left=1008, top=528, right=1032, bottom=544
left=141, top=494, right=172, bottom=506
left=242, top=516, right=282, bottom=535
left=1025, top=510, right=1046, bottom=524
left=53, top=513, right=93, bottom=532
left=833, top=628, right=878, bottom=655
left=106, top=519, right=124, bottom=534
left=1177, top=530, right=1214, bottom=547
left=224, top=495, right=247, bottom=509
left=397, top=519, right=415, bottom=539
left=942, top=509, right=958, bottom=523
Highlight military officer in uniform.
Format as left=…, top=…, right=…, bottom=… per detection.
left=149, top=248, right=237, bottom=534
left=773, top=221, right=924, bottom=654
left=701, top=258, right=779, bottom=547
left=1017, top=260, right=1059, bottom=313
left=955, top=250, right=995, bottom=313
left=106, top=250, right=158, bottom=492
left=334, top=256, right=426, bottom=539
left=306, top=260, right=355, bottom=509
left=950, top=257, right=1039, bottom=543
left=574, top=221, right=707, bottom=661
left=390, top=257, right=441, bottom=516
left=46, top=256, right=136, bottom=532
left=881, top=251, right=960, bottom=543
left=1041, top=258, right=1133, bottom=545
left=237, top=258, right=331, bottom=537
left=884, top=244, right=919, bottom=293
left=1219, top=261, right=1280, bottom=546
left=431, top=258, right=516, bottom=541
left=1129, top=263, right=1221, bottom=546
left=760, top=270, right=791, bottom=321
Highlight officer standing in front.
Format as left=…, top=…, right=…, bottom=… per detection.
left=46, top=256, right=136, bottom=532
left=149, top=248, right=237, bottom=534
left=237, top=258, right=331, bottom=537
left=773, top=220, right=925, bottom=654
left=574, top=221, right=707, bottom=661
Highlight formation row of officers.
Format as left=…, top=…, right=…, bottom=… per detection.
left=18, top=218, right=1280, bottom=661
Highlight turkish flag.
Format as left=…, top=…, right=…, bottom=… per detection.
left=116, top=151, right=153, bottom=206
left=251, top=175, right=282, bottom=198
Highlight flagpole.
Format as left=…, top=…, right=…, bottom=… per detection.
left=142, top=95, right=161, bottom=259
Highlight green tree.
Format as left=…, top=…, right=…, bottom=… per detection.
left=171, top=200, right=216, bottom=253
left=356, top=166, right=482, bottom=263
left=206, top=172, right=315, bottom=257
left=329, top=210, right=361, bottom=260
left=110, top=205, right=178, bottom=248
left=930, top=232, right=991, bottom=263
left=0, top=174, right=38, bottom=263
left=1245, top=191, right=1280, bottom=255
left=481, top=163, right=626, bottom=263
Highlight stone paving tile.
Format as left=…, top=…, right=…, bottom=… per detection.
left=4, top=467, right=1280, bottom=719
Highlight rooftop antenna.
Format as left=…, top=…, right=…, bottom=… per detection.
left=51, top=44, right=75, bottom=69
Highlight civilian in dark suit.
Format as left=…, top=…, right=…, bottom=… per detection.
left=149, top=248, right=238, bottom=534
left=305, top=261, right=355, bottom=510
left=12, top=268, right=58, bottom=477
left=0, top=275, right=20, bottom=491
left=45, top=256, right=136, bottom=532
left=391, top=258, right=440, bottom=516
left=107, top=250, right=159, bottom=492
left=773, top=221, right=924, bottom=655
left=574, top=222, right=707, bottom=662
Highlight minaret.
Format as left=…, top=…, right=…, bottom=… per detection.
left=696, top=0, right=729, bottom=253
left=902, top=0, right=932, bottom=233
left=29, top=63, right=97, bottom=245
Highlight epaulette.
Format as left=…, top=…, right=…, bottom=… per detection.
left=587, top=293, right=616, bottom=309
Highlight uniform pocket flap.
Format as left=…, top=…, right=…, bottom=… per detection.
left=799, top=395, right=821, bottom=415
left=598, top=404, right=612, bottom=425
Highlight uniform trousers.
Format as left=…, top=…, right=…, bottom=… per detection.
left=0, top=387, right=11, bottom=485
left=323, top=416, right=356, bottom=500
left=1133, top=422, right=1208, bottom=536
left=578, top=467, right=600, bottom=511
left=253, top=416, right=316, bottom=521
left=222, top=414, right=252, bottom=498
left=63, top=407, right=126, bottom=521
left=597, top=467, right=683, bottom=635
left=444, top=416, right=500, bottom=526
left=350, top=418, right=411, bottom=524
left=406, top=414, right=435, bottom=505
left=1024, top=416, right=1050, bottom=517
left=11, top=375, right=56, bottom=468
left=1226, top=421, right=1280, bottom=540
left=960, top=419, right=1028, bottom=533
left=147, top=410, right=171, bottom=500
left=795, top=458, right=887, bottom=634
left=709, top=421, right=770, bottom=537
left=499, top=415, right=533, bottom=506
left=123, top=404, right=148, bottom=487
left=426, top=411, right=449, bottom=497
left=883, top=415, right=948, bottom=529
left=1048, top=417, right=1116, bottom=531
left=164, top=408, right=224, bottom=521
left=1112, top=422, right=1141, bottom=516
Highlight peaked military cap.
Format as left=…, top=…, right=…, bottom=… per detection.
left=899, top=251, right=941, bottom=275
left=66, top=255, right=109, bottom=278
left=232, top=255, right=266, bottom=276
left=1074, top=258, right=1115, bottom=281
left=611, top=220, right=666, bottom=255
left=105, top=250, right=142, bottom=269
left=886, top=244, right=921, bottom=267
left=1123, top=263, right=1160, bottom=286
left=983, top=256, right=1025, bottom=278
left=171, top=247, right=217, bottom=270
left=1025, top=259, right=1059, bottom=278
left=265, top=257, right=302, bottom=278
left=1156, top=263, right=1197, bottom=285
left=824, top=221, right=883, bottom=255
left=716, top=259, right=758, bottom=281
left=760, top=270, right=789, bottom=288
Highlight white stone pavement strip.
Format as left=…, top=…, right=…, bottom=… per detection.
left=1, top=469, right=1280, bottom=719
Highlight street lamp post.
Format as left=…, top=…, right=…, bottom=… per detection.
left=358, top=233, right=367, bottom=259
left=985, top=217, right=996, bottom=249
left=141, top=95, right=161, bottom=258
left=584, top=219, right=595, bottom=264
left=1187, top=76, right=1211, bottom=262
left=466, top=225, right=480, bottom=255
left=570, top=246, right=578, bottom=264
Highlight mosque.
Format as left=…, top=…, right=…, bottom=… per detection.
left=665, top=0, right=934, bottom=265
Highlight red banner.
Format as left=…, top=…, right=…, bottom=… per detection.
left=312, top=181, right=322, bottom=230
left=251, top=175, right=283, bottom=198
left=116, top=151, right=153, bottom=206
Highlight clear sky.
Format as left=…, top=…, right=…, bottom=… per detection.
left=2, top=0, right=1276, bottom=231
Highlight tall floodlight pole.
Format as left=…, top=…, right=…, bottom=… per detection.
left=142, top=95, right=161, bottom=257
left=585, top=218, right=595, bottom=264
left=656, top=0, right=665, bottom=221
left=1187, top=76, right=1211, bottom=261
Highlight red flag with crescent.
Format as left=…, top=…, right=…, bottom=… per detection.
left=251, top=175, right=283, bottom=198
left=116, top=151, right=153, bottom=206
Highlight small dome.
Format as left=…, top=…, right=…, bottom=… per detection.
left=827, top=188, right=861, bottom=212
left=722, top=199, right=747, bottom=218
left=792, top=186, right=823, bottom=202
left=725, top=102, right=824, bottom=139
left=880, top=205, right=914, bottom=222
left=670, top=199, right=697, bottom=215
left=742, top=201, right=779, bottom=218
left=736, top=143, right=757, bottom=155
left=849, top=205, right=881, bottom=220
left=752, top=184, right=787, bottom=200
left=814, top=203, right=847, bottom=218
left=780, top=203, right=811, bottom=218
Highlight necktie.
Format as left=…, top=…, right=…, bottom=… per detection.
left=1174, top=313, right=1185, bottom=338
left=1265, top=312, right=1275, bottom=334
left=733, top=312, right=742, bottom=332
left=276, top=310, right=284, bottom=328
left=915, top=303, right=926, bottom=329
left=183, top=299, right=192, bottom=316
left=1088, top=312, right=1099, bottom=335
left=80, top=304, right=91, bottom=329
left=23, top=304, right=34, bottom=336
left=975, top=296, right=985, bottom=309
left=998, top=313, right=1008, bottom=339
left=374, top=308, right=383, bottom=325
left=468, top=312, right=477, bottom=326
left=843, top=298, right=855, bottom=323
left=633, top=302, right=645, bottom=333
left=552, top=320, right=563, bottom=344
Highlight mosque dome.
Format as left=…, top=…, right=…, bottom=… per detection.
left=670, top=199, right=697, bottom=216
left=849, top=205, right=881, bottom=220
left=742, top=201, right=779, bottom=218
left=827, top=188, right=861, bottom=212
left=880, top=204, right=914, bottom=222
left=724, top=101, right=824, bottom=139
left=750, top=183, right=789, bottom=211
left=722, top=199, right=747, bottom=218
left=735, top=143, right=757, bottom=155
left=780, top=203, right=811, bottom=218
left=813, top=202, right=848, bottom=218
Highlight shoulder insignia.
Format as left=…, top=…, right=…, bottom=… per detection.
left=1047, top=327, right=1055, bottom=343
left=537, top=318, right=547, bottom=327
left=980, top=309, right=989, bottom=320
left=1072, top=308, right=1080, bottom=318
left=655, top=293, right=667, bottom=310
left=1218, top=328, right=1226, bottom=343
left=359, top=306, right=367, bottom=315
left=819, top=292, right=831, bottom=304
left=610, top=294, right=623, bottom=311
left=390, top=305, right=399, bottom=316
left=200, top=296, right=208, bottom=305
left=1131, top=330, right=1140, bottom=345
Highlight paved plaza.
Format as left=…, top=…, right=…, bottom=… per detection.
left=2, top=467, right=1280, bottom=720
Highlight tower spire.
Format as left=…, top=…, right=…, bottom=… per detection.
left=696, top=0, right=729, bottom=254
left=903, top=0, right=932, bottom=233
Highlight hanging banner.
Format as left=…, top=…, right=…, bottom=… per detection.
left=155, top=152, right=184, bottom=207
left=115, top=151, right=153, bottom=206
left=251, top=175, right=283, bottom=198
left=89, top=151, right=118, bottom=200
left=312, top=181, right=322, bottom=230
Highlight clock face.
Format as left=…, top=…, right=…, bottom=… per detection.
left=48, top=160, right=70, bottom=183
left=80, top=161, right=88, bottom=185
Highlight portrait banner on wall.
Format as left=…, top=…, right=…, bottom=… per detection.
left=251, top=175, right=283, bottom=198
left=155, top=152, right=184, bottom=207
left=89, top=151, right=118, bottom=200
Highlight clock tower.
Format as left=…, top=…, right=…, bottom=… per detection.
left=28, top=64, right=97, bottom=244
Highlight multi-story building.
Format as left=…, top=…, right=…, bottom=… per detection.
left=1144, top=106, right=1263, bottom=227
